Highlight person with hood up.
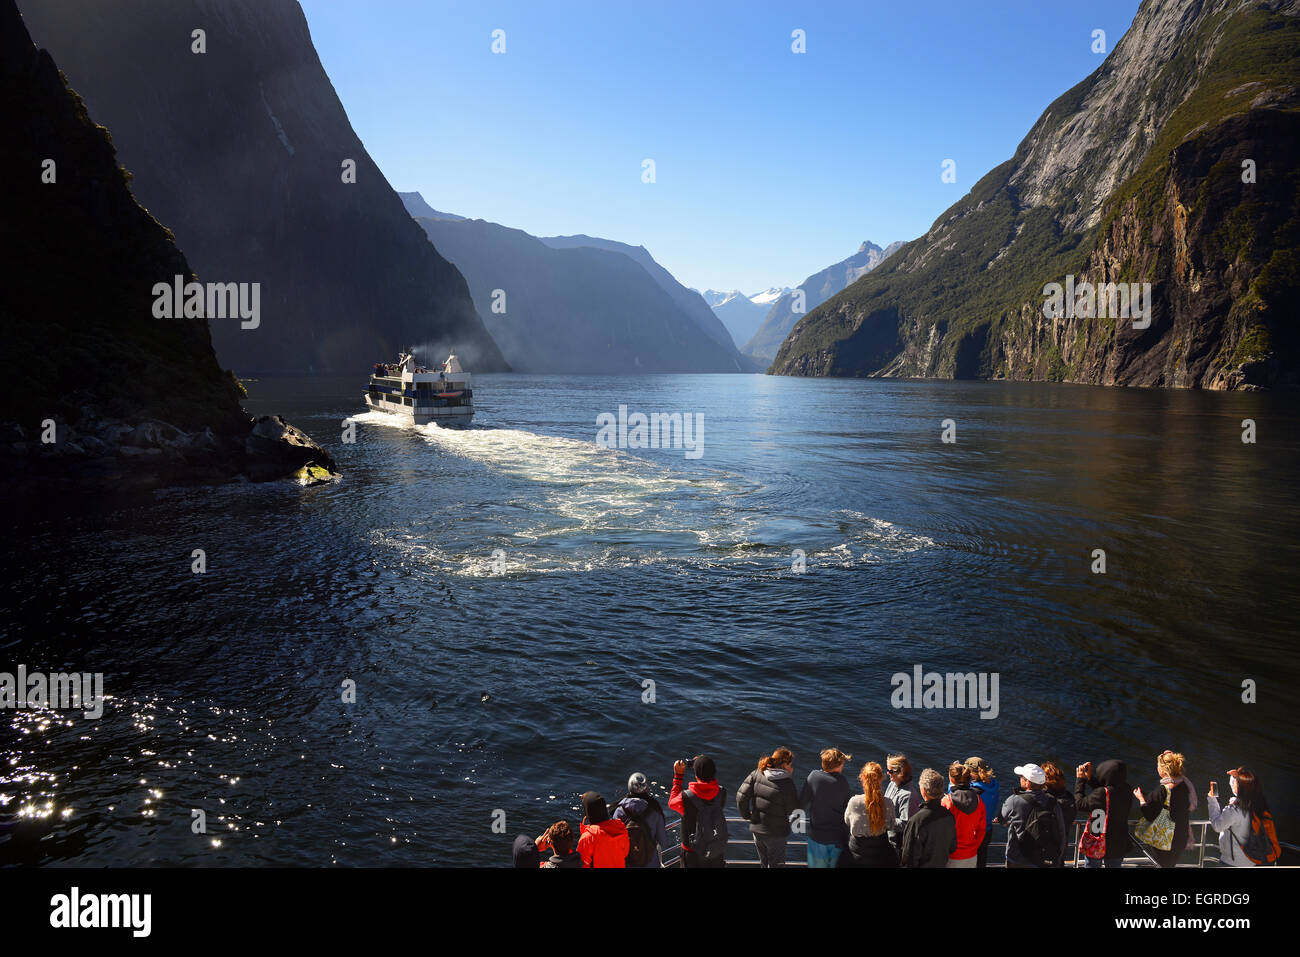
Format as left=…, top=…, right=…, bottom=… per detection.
left=799, top=747, right=853, bottom=868
left=941, top=761, right=986, bottom=867
left=1134, top=750, right=1195, bottom=868
left=512, top=833, right=542, bottom=868
left=670, top=755, right=729, bottom=867
left=885, top=752, right=923, bottom=851
left=900, top=768, right=956, bottom=867
left=1001, top=762, right=1066, bottom=868
left=613, top=771, right=671, bottom=868
left=737, top=746, right=800, bottom=867
left=1074, top=759, right=1133, bottom=868
left=963, top=756, right=1000, bottom=868
left=1041, top=761, right=1077, bottom=866
left=577, top=791, right=629, bottom=868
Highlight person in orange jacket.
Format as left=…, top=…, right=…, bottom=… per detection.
left=577, top=791, right=629, bottom=867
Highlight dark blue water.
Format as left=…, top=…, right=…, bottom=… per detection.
left=2, top=374, right=1298, bottom=865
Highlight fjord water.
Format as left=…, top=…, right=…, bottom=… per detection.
left=2, top=374, right=1298, bottom=865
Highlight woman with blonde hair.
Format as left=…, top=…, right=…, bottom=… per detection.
left=1135, top=750, right=1195, bottom=868
left=737, top=747, right=800, bottom=867
left=841, top=761, right=899, bottom=867
left=963, top=757, right=999, bottom=868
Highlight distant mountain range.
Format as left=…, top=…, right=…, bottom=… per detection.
left=771, top=0, right=1299, bottom=389
left=747, top=241, right=903, bottom=363
left=402, top=197, right=755, bottom=373
left=698, top=289, right=782, bottom=353
left=19, top=0, right=507, bottom=374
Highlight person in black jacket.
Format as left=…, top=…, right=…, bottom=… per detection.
left=899, top=768, right=956, bottom=867
left=1074, top=759, right=1131, bottom=868
left=799, top=747, right=853, bottom=867
left=737, top=747, right=800, bottom=867
left=1042, top=761, right=1077, bottom=866
left=1135, top=750, right=1193, bottom=868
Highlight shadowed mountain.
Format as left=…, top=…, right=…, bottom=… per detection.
left=18, top=0, right=507, bottom=374
left=1, top=0, right=336, bottom=490
left=416, top=217, right=750, bottom=373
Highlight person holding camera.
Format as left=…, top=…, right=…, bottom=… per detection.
left=670, top=756, right=729, bottom=867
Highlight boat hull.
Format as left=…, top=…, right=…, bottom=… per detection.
left=363, top=394, right=473, bottom=427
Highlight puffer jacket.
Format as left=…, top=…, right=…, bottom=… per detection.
left=941, top=785, right=987, bottom=860
left=737, top=767, right=800, bottom=836
left=613, top=795, right=671, bottom=868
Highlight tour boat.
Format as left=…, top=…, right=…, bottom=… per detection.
left=364, top=350, right=474, bottom=426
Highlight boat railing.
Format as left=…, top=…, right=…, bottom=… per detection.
left=657, top=815, right=1295, bottom=868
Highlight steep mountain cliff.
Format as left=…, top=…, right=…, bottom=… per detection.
left=18, top=0, right=507, bottom=374
left=416, top=217, right=751, bottom=373
left=771, top=0, right=1300, bottom=389
left=747, top=241, right=902, bottom=363
left=0, top=0, right=336, bottom=490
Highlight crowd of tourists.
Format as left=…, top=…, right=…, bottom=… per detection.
left=511, top=748, right=1282, bottom=868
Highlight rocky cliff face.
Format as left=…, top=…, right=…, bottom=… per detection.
left=0, top=0, right=337, bottom=491
left=18, top=0, right=508, bottom=374
left=771, top=0, right=1299, bottom=390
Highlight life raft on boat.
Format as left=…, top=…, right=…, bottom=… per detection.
left=436, top=390, right=464, bottom=399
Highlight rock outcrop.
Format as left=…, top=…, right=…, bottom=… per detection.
left=0, top=0, right=338, bottom=494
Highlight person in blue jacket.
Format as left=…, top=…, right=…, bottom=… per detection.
left=613, top=771, right=672, bottom=867
left=963, top=756, right=1000, bottom=868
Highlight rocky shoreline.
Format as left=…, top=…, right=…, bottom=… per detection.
left=0, top=412, right=340, bottom=495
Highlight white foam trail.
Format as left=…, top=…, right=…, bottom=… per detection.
left=353, top=413, right=935, bottom=576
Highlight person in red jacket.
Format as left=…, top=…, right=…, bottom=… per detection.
left=670, top=755, right=729, bottom=867
left=941, top=761, right=987, bottom=868
left=577, top=791, right=629, bottom=867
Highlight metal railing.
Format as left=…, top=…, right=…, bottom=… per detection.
left=658, top=815, right=1294, bottom=868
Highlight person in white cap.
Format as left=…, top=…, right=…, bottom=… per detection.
left=1000, top=762, right=1066, bottom=867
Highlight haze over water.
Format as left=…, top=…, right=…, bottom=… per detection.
left=2, top=374, right=1297, bottom=865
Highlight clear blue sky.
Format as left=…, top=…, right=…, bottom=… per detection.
left=299, top=0, right=1140, bottom=293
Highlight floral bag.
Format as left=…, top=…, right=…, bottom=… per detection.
left=1135, top=789, right=1175, bottom=851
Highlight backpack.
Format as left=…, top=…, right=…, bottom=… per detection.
left=1233, top=809, right=1282, bottom=865
left=1015, top=794, right=1062, bottom=866
left=1079, top=787, right=1108, bottom=860
left=622, top=805, right=653, bottom=868
left=692, top=793, right=730, bottom=864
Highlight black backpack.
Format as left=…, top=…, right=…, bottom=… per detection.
left=623, top=805, right=653, bottom=868
left=692, top=791, right=730, bottom=864
left=1018, top=795, right=1063, bottom=866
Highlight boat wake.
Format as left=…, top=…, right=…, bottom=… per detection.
left=351, top=412, right=935, bottom=577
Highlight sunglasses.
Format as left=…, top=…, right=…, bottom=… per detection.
left=887, top=767, right=903, bottom=774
